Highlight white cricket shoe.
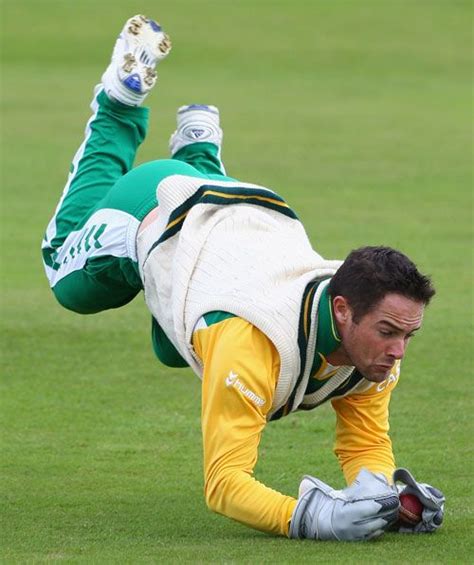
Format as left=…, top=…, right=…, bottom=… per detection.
left=102, top=14, right=171, bottom=106
left=169, top=104, right=223, bottom=156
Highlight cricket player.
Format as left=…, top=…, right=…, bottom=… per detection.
left=42, top=15, right=445, bottom=540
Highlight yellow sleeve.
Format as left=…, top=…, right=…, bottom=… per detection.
left=331, top=362, right=401, bottom=485
left=193, top=317, right=297, bottom=536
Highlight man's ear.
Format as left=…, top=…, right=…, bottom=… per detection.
left=332, top=296, right=352, bottom=327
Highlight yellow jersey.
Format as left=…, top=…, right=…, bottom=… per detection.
left=193, top=306, right=399, bottom=536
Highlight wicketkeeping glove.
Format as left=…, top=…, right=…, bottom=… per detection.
left=289, top=468, right=399, bottom=541
left=393, top=468, right=445, bottom=533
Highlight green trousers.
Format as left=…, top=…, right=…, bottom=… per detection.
left=42, top=87, right=234, bottom=365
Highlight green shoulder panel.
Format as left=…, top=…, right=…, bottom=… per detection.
left=203, top=311, right=237, bottom=326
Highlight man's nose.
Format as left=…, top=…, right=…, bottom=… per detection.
left=387, top=339, right=406, bottom=360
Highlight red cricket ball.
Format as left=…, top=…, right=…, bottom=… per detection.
left=399, top=493, right=423, bottom=525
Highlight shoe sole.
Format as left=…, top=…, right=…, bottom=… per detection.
left=117, top=14, right=171, bottom=93
left=123, top=15, right=171, bottom=63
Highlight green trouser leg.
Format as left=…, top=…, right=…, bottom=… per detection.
left=172, top=142, right=229, bottom=178
left=42, top=89, right=149, bottom=313
left=43, top=89, right=149, bottom=268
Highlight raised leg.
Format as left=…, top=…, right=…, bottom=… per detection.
left=42, top=15, right=171, bottom=313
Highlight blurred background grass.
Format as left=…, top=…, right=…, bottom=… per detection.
left=1, top=0, right=472, bottom=561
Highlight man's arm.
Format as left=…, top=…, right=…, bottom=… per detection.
left=330, top=363, right=400, bottom=484
left=193, top=317, right=297, bottom=536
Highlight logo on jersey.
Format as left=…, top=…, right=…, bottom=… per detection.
left=376, top=362, right=401, bottom=392
left=225, top=371, right=266, bottom=407
left=225, top=371, right=239, bottom=387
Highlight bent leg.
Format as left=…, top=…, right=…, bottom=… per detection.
left=43, top=89, right=148, bottom=266
left=50, top=154, right=226, bottom=315
left=42, top=88, right=149, bottom=312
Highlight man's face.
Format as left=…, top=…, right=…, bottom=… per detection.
left=334, top=293, right=425, bottom=382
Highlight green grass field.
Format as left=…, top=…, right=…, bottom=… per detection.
left=1, top=0, right=472, bottom=562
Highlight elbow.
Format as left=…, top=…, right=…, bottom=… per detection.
left=204, top=475, right=223, bottom=514
left=204, top=481, right=215, bottom=512
left=205, top=493, right=218, bottom=514
left=204, top=468, right=240, bottom=515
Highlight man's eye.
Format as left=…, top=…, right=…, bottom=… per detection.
left=379, top=329, right=393, bottom=337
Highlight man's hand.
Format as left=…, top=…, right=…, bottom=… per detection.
left=289, top=468, right=399, bottom=541
left=393, top=468, right=445, bottom=533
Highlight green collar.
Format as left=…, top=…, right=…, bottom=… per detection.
left=310, top=285, right=341, bottom=374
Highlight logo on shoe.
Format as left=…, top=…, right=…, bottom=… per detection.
left=123, top=73, right=142, bottom=93
left=225, top=371, right=266, bottom=407
left=183, top=125, right=212, bottom=141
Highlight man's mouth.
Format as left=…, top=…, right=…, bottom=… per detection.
left=376, top=364, right=393, bottom=371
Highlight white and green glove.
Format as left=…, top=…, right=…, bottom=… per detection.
left=393, top=468, right=445, bottom=533
left=289, top=468, right=399, bottom=541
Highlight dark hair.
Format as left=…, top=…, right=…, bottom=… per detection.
left=327, top=246, right=435, bottom=322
